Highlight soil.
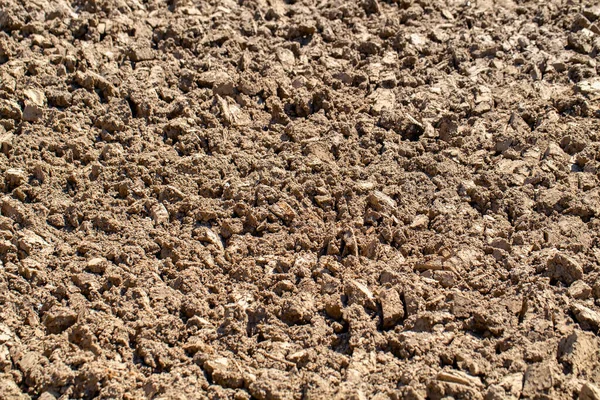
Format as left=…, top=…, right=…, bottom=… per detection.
left=0, top=0, right=600, bottom=399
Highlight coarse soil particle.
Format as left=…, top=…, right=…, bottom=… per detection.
left=0, top=0, right=600, bottom=399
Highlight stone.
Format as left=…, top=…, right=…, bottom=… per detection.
left=543, top=142, right=568, bottom=160
left=433, top=270, right=456, bottom=288
left=0, top=131, right=12, bottom=155
left=581, top=382, right=600, bottom=400
left=0, top=99, right=22, bottom=120
left=0, top=324, right=13, bottom=343
left=150, top=202, right=169, bottom=224
left=558, top=330, right=598, bottom=375
left=203, top=357, right=244, bottom=389
left=276, top=48, right=295, bottom=71
left=42, top=307, right=78, bottom=334
left=379, top=288, right=404, bottom=329
left=195, top=227, right=224, bottom=251
left=369, top=88, right=395, bottom=115
left=547, top=253, right=583, bottom=285
left=571, top=303, right=600, bottom=331
left=568, top=280, right=592, bottom=299
left=17, top=229, right=49, bottom=255
left=367, top=191, right=396, bottom=212
left=197, top=70, right=234, bottom=95
left=522, top=363, right=553, bottom=398
left=576, top=78, right=600, bottom=95
left=345, top=279, right=376, bottom=310
left=4, top=168, right=27, bottom=187
left=86, top=257, right=108, bottom=273
left=437, top=370, right=483, bottom=388
left=128, top=46, right=154, bottom=62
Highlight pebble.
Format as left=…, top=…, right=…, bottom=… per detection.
left=0, top=131, right=13, bottom=155
left=369, top=89, right=395, bottom=115
left=546, top=253, right=583, bottom=285
left=379, top=288, right=404, bottom=329
left=86, top=257, right=108, bottom=273
left=576, top=78, right=600, bottom=95
left=150, top=202, right=169, bottom=225
left=522, top=363, right=554, bottom=398
left=367, top=190, right=396, bottom=212
left=345, top=279, right=376, bottom=310
left=571, top=303, right=600, bottom=331
left=568, top=280, right=592, bottom=299
left=581, top=382, right=600, bottom=400
left=4, top=168, right=27, bottom=187
left=276, top=48, right=295, bottom=71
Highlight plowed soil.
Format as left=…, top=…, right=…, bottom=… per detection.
left=1, top=0, right=600, bottom=399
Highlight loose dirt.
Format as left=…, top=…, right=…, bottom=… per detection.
left=0, top=0, right=600, bottom=399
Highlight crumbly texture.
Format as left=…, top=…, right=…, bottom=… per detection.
left=0, top=0, right=600, bottom=399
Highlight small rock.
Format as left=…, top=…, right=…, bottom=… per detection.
left=433, top=270, right=456, bottom=288
left=0, top=131, right=13, bottom=155
left=576, top=79, right=600, bottom=96
left=74, top=70, right=118, bottom=97
left=24, top=88, right=46, bottom=106
left=0, top=376, right=28, bottom=400
left=270, top=201, right=297, bottom=223
left=203, top=357, right=244, bottom=389
left=490, top=238, right=511, bottom=253
left=410, top=214, right=429, bottom=229
left=128, top=46, right=154, bottom=62
left=38, top=392, right=57, bottom=400
left=43, top=307, right=78, bottom=334
left=367, top=191, right=396, bottom=212
left=46, top=213, right=65, bottom=228
left=279, top=297, right=311, bottom=325
left=558, top=330, right=598, bottom=375
left=437, top=370, right=483, bottom=388
left=0, top=99, right=22, bottom=121
left=568, top=280, right=592, bottom=299
left=369, top=89, right=395, bottom=115
left=23, top=100, right=44, bottom=122
left=409, top=33, right=426, bottom=47
left=150, top=203, right=169, bottom=224
left=522, top=363, right=554, bottom=398
left=441, top=9, right=454, bottom=20
left=581, top=382, right=600, bottom=400
left=571, top=303, right=600, bottom=331
left=4, top=168, right=27, bottom=188
left=324, top=295, right=343, bottom=320
left=547, top=253, right=583, bottom=285
left=197, top=70, right=234, bottom=95
left=86, top=257, right=108, bottom=273
left=195, top=227, right=224, bottom=251
left=543, top=142, right=568, bottom=160
left=276, top=48, right=295, bottom=71
left=17, top=229, right=49, bottom=255
left=345, top=279, right=376, bottom=310
left=0, top=324, right=13, bottom=343
left=379, top=288, right=404, bottom=329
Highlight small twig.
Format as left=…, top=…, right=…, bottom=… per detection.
left=258, top=350, right=296, bottom=367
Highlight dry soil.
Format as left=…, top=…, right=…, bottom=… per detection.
left=1, top=0, right=600, bottom=399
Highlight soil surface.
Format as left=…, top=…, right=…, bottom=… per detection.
left=0, top=0, right=600, bottom=399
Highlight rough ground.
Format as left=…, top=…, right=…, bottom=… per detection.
left=0, top=0, right=600, bottom=399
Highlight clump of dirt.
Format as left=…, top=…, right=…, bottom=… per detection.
left=0, top=0, right=600, bottom=398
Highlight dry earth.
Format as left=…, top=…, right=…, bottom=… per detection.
left=1, top=0, right=600, bottom=399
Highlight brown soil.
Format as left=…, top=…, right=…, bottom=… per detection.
left=0, top=0, right=600, bottom=399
